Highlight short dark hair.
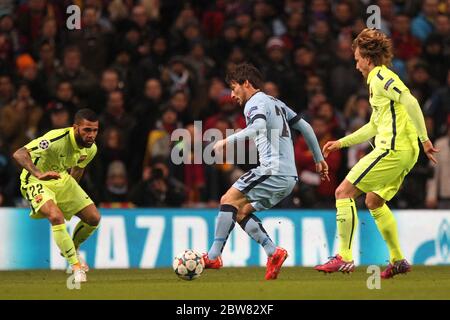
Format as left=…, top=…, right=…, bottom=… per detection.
left=225, top=63, right=264, bottom=90
left=74, top=108, right=98, bottom=124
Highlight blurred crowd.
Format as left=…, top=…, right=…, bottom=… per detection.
left=0, top=0, right=449, bottom=209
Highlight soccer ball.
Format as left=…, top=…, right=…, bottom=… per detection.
left=173, top=249, right=205, bottom=281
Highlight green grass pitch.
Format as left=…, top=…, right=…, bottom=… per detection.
left=1, top=266, right=450, bottom=300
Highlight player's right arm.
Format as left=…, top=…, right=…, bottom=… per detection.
left=13, top=147, right=61, bottom=180
left=13, top=134, right=62, bottom=181
left=322, top=112, right=377, bottom=157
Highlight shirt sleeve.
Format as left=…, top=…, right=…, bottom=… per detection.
left=281, top=104, right=302, bottom=126
left=245, top=103, right=267, bottom=125
left=339, top=112, right=378, bottom=148
left=378, top=74, right=409, bottom=103
left=290, top=119, right=324, bottom=162
left=77, top=144, right=97, bottom=168
left=226, top=118, right=267, bottom=143
left=23, top=134, right=55, bottom=157
left=399, top=91, right=429, bottom=142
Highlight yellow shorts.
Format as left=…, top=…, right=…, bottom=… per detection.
left=346, top=147, right=419, bottom=201
left=20, top=175, right=93, bottom=220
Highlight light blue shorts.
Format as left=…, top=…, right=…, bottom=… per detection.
left=232, top=169, right=297, bottom=211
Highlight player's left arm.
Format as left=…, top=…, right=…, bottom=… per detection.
left=399, top=91, right=439, bottom=163
left=70, top=166, right=85, bottom=182
left=71, top=144, right=97, bottom=181
left=382, top=75, right=439, bottom=163
left=290, top=118, right=329, bottom=181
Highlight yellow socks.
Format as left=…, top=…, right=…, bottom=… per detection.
left=370, top=204, right=404, bottom=263
left=336, top=198, right=358, bottom=262
left=72, top=221, right=99, bottom=250
left=52, top=224, right=78, bottom=265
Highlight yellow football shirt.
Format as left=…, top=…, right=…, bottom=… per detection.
left=20, top=127, right=97, bottom=185
left=366, top=65, right=419, bottom=151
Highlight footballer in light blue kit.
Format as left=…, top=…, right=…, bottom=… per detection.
left=203, top=63, right=329, bottom=279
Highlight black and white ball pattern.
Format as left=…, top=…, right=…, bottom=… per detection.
left=39, top=139, right=50, bottom=150
left=173, top=249, right=205, bottom=280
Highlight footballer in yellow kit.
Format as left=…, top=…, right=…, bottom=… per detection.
left=13, top=108, right=101, bottom=283
left=315, top=29, right=439, bottom=278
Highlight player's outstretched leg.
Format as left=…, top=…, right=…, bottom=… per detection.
left=203, top=204, right=237, bottom=269
left=72, top=204, right=101, bottom=272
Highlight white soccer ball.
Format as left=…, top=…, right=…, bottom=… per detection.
left=173, top=249, right=205, bottom=281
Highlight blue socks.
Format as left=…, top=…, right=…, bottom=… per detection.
left=207, top=204, right=237, bottom=260
left=239, top=214, right=276, bottom=256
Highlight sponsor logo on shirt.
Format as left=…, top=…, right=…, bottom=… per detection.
left=384, top=78, right=394, bottom=90
left=77, top=155, right=87, bottom=163
left=34, top=194, right=43, bottom=203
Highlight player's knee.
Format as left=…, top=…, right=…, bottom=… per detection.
left=48, top=210, right=64, bottom=225
left=365, top=196, right=384, bottom=210
left=335, top=185, right=347, bottom=199
left=220, top=194, right=236, bottom=206
left=87, top=212, right=101, bottom=226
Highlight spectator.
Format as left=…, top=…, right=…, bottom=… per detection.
left=261, top=37, right=295, bottom=101
left=424, top=69, right=450, bottom=138
left=0, top=82, right=42, bottom=154
left=263, top=81, right=280, bottom=98
left=16, top=53, right=47, bottom=105
left=161, top=56, right=197, bottom=97
left=37, top=101, right=71, bottom=135
left=0, top=74, right=15, bottom=109
left=411, top=0, right=439, bottom=41
left=15, top=0, right=63, bottom=47
left=36, top=41, right=60, bottom=88
left=0, top=141, right=18, bottom=206
left=48, top=46, right=97, bottom=106
left=66, top=6, right=111, bottom=76
left=130, top=78, right=164, bottom=178
left=143, top=107, right=181, bottom=167
left=91, top=68, right=123, bottom=113
left=295, top=116, right=342, bottom=207
left=391, top=14, right=422, bottom=62
left=129, top=157, right=185, bottom=207
left=101, top=160, right=130, bottom=204
left=99, top=90, right=136, bottom=143
left=33, top=17, right=61, bottom=57
left=421, top=34, right=449, bottom=84
left=0, top=13, right=22, bottom=56
left=328, top=38, right=361, bottom=110
left=331, top=1, right=354, bottom=36
left=204, top=89, right=245, bottom=131
left=408, top=62, right=439, bottom=105
left=426, top=115, right=450, bottom=209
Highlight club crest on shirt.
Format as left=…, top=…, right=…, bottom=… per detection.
left=77, top=155, right=87, bottom=163
left=39, top=140, right=50, bottom=150
left=34, top=194, right=43, bottom=203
